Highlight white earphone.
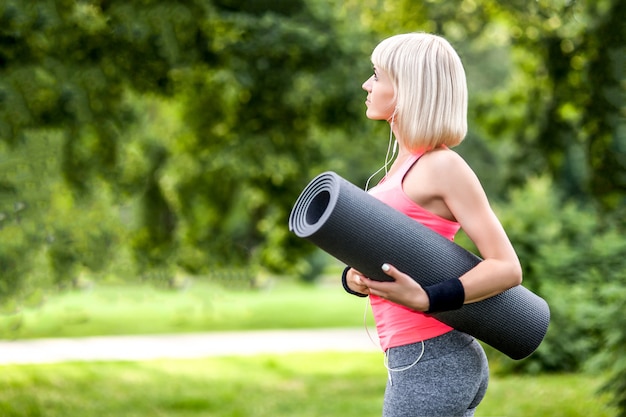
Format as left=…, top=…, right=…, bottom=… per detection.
left=364, top=114, right=398, bottom=191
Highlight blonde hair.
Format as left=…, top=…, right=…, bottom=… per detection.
left=371, top=33, right=468, bottom=151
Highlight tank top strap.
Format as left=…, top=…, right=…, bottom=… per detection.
left=388, top=151, right=426, bottom=184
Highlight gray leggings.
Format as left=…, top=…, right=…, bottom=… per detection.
left=383, top=330, right=489, bottom=417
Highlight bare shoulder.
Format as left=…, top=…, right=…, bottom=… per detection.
left=403, top=148, right=480, bottom=221
left=417, top=147, right=476, bottom=185
left=414, top=147, right=486, bottom=206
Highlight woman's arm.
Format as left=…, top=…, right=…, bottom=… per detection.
left=434, top=150, right=522, bottom=302
left=360, top=149, right=522, bottom=311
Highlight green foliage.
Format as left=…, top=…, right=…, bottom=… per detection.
left=587, top=238, right=626, bottom=416
left=0, top=0, right=373, bottom=286
left=166, top=6, right=373, bottom=274
left=482, top=0, right=625, bottom=211
left=3, top=0, right=621, bottom=282
left=485, top=175, right=625, bottom=411
left=46, top=182, right=125, bottom=286
left=0, top=132, right=61, bottom=301
left=492, top=177, right=626, bottom=386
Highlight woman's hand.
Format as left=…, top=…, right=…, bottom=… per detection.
left=359, top=264, right=431, bottom=312
left=345, top=268, right=371, bottom=296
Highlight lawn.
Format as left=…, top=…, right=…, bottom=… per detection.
left=0, top=277, right=618, bottom=417
left=0, top=278, right=372, bottom=340
left=0, top=353, right=617, bottom=417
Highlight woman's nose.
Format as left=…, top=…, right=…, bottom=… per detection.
left=362, top=76, right=372, bottom=91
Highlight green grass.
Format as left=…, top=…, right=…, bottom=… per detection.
left=0, top=278, right=618, bottom=416
left=0, top=279, right=372, bottom=340
left=0, top=353, right=616, bottom=417
left=483, top=373, right=617, bottom=417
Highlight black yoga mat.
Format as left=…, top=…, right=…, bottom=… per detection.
left=289, top=171, right=550, bottom=360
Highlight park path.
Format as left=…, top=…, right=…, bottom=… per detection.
left=0, top=328, right=380, bottom=365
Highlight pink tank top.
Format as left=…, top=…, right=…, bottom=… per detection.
left=368, top=151, right=461, bottom=351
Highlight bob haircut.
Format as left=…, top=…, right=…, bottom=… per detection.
left=371, top=33, right=468, bottom=151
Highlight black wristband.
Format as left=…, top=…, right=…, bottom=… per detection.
left=341, top=266, right=368, bottom=298
left=423, top=278, right=465, bottom=313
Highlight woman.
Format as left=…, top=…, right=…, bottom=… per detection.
left=342, top=33, right=523, bottom=417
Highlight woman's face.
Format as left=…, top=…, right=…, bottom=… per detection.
left=362, top=66, right=396, bottom=121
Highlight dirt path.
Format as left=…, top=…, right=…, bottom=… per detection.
left=0, top=328, right=380, bottom=365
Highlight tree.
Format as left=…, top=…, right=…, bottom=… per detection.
left=0, top=0, right=375, bottom=293
left=481, top=0, right=625, bottom=214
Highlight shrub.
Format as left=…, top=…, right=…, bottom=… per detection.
left=493, top=176, right=625, bottom=381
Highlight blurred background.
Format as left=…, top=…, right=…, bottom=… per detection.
left=0, top=0, right=624, bottom=416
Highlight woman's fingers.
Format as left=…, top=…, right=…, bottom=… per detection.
left=359, top=264, right=429, bottom=311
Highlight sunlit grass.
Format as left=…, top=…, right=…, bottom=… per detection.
left=0, top=278, right=372, bottom=340
left=481, top=373, right=617, bottom=417
left=0, top=353, right=616, bottom=417
left=0, top=277, right=617, bottom=417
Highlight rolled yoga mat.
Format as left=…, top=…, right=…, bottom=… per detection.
left=288, top=171, right=550, bottom=360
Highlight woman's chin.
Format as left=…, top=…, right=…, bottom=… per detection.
left=365, top=111, right=385, bottom=121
